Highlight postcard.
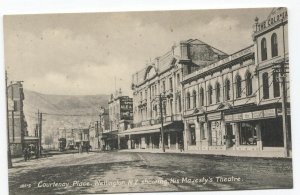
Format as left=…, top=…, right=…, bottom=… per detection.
left=3, top=7, right=292, bottom=195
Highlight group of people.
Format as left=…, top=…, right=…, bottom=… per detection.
left=23, top=147, right=33, bottom=161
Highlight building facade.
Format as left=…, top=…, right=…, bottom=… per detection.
left=125, top=8, right=291, bottom=157
left=7, top=81, right=28, bottom=156
left=125, top=39, right=228, bottom=151
left=182, top=7, right=290, bottom=156
left=106, top=89, right=133, bottom=150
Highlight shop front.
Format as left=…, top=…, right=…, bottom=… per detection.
left=224, top=107, right=287, bottom=151
left=207, top=112, right=226, bottom=150
left=119, top=122, right=183, bottom=151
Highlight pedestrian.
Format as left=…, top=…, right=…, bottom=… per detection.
left=179, top=139, right=184, bottom=152
left=23, top=147, right=28, bottom=161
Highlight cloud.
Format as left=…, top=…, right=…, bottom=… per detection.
left=4, top=10, right=269, bottom=96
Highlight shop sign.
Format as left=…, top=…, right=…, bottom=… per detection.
left=277, top=108, right=291, bottom=115
left=256, top=8, right=288, bottom=33
left=197, top=116, right=206, bottom=122
left=233, top=113, right=243, bottom=121
left=207, top=112, right=222, bottom=121
left=242, top=112, right=253, bottom=120
left=253, top=110, right=264, bottom=119
left=224, top=115, right=233, bottom=122
left=263, top=109, right=276, bottom=117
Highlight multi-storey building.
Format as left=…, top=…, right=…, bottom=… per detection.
left=125, top=7, right=291, bottom=157
left=106, top=89, right=133, bottom=150
left=181, top=7, right=290, bottom=156
left=7, top=81, right=27, bottom=156
left=125, top=39, right=228, bottom=150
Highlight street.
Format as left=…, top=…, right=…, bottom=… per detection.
left=9, top=151, right=293, bottom=194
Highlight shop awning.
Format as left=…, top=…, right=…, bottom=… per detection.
left=118, top=122, right=172, bottom=135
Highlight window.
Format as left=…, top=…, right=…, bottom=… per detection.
left=192, top=90, right=197, bottom=108
left=236, top=75, right=242, bottom=98
left=187, top=66, right=192, bottom=74
left=162, top=81, right=166, bottom=93
left=263, top=72, right=269, bottom=99
left=239, top=122, right=257, bottom=145
left=225, top=79, right=231, bottom=100
left=246, top=72, right=253, bottom=96
left=273, top=72, right=280, bottom=97
left=178, top=95, right=182, bottom=112
left=186, top=92, right=191, bottom=109
left=169, top=77, right=173, bottom=91
left=215, top=82, right=221, bottom=103
left=261, top=38, right=268, bottom=61
left=208, top=85, right=213, bottom=105
left=189, top=124, right=196, bottom=145
left=177, top=73, right=180, bottom=87
left=271, top=33, right=278, bottom=57
left=199, top=87, right=204, bottom=106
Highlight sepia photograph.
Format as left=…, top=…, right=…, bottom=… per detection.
left=2, top=5, right=294, bottom=195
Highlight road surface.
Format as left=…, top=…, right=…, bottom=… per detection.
left=8, top=151, right=293, bottom=194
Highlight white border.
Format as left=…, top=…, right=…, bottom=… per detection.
left=0, top=1, right=299, bottom=195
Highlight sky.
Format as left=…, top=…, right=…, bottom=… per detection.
left=3, top=8, right=273, bottom=96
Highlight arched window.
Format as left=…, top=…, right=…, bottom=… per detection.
left=273, top=72, right=280, bottom=97
left=225, top=79, right=231, bottom=100
left=236, top=75, right=242, bottom=98
left=215, top=82, right=221, bottom=103
left=199, top=87, right=204, bottom=106
left=177, top=94, right=182, bottom=112
left=186, top=92, right=191, bottom=109
left=261, top=38, right=268, bottom=61
left=192, top=90, right=197, bottom=108
left=246, top=72, right=253, bottom=96
left=208, top=85, right=213, bottom=105
left=262, top=72, right=269, bottom=99
left=271, top=33, right=278, bottom=57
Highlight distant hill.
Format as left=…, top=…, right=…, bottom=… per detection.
left=23, top=89, right=110, bottom=144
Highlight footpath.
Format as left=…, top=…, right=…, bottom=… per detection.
left=119, top=148, right=291, bottom=158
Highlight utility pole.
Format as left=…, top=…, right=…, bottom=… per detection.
left=159, top=94, right=165, bottom=152
left=5, top=71, right=13, bottom=168
left=39, top=112, right=43, bottom=156
left=274, top=60, right=289, bottom=157
left=280, top=61, right=289, bottom=157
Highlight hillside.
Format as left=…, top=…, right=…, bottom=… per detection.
left=23, top=89, right=110, bottom=144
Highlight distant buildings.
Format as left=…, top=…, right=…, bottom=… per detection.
left=7, top=81, right=27, bottom=156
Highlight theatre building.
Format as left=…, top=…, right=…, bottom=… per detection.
left=181, top=7, right=290, bottom=156
left=124, top=39, right=228, bottom=151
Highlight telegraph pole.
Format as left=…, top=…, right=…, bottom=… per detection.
left=279, top=62, right=289, bottom=157
left=6, top=71, right=13, bottom=168
left=273, top=60, right=289, bottom=157
left=159, top=94, right=165, bottom=152
left=39, top=112, right=43, bottom=156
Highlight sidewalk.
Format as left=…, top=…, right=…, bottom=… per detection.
left=119, top=148, right=291, bottom=158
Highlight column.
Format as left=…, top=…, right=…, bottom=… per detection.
left=159, top=134, right=162, bottom=148
left=168, top=133, right=171, bottom=149
left=184, top=121, right=189, bottom=151
left=255, top=122, right=263, bottom=150
left=232, top=123, right=239, bottom=148
left=118, top=135, right=121, bottom=150
left=220, top=120, right=226, bottom=147
left=195, top=120, right=201, bottom=149
left=127, top=135, right=132, bottom=149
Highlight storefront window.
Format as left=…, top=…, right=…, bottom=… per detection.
left=239, top=122, right=257, bottom=145
left=189, top=124, right=196, bottom=145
